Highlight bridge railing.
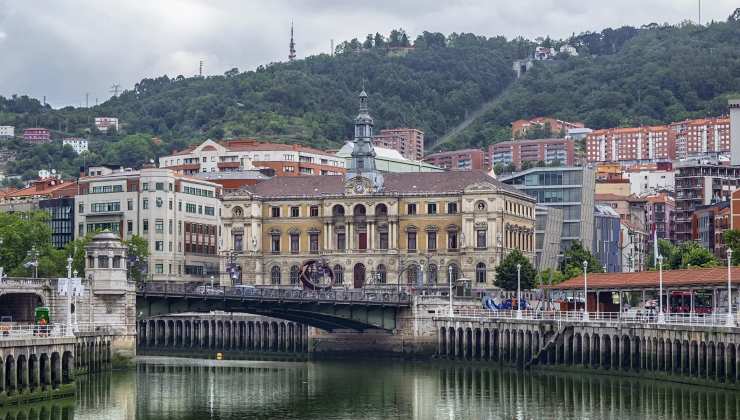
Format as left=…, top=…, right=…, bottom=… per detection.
left=444, top=309, right=738, bottom=328
left=0, top=277, right=53, bottom=289
left=137, top=282, right=410, bottom=305
left=0, top=323, right=73, bottom=340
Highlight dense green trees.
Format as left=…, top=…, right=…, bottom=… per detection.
left=560, top=241, right=604, bottom=279
left=647, top=239, right=720, bottom=269
left=0, top=212, right=67, bottom=277
left=495, top=250, right=536, bottom=290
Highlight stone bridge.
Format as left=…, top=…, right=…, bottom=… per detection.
left=434, top=315, right=740, bottom=388
left=137, top=283, right=410, bottom=332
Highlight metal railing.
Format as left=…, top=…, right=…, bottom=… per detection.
left=441, top=309, right=739, bottom=329
left=0, top=323, right=73, bottom=340
left=137, top=282, right=411, bottom=305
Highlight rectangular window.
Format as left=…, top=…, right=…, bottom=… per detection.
left=407, top=203, right=417, bottom=215
left=155, top=182, right=164, bottom=191
left=155, top=219, right=164, bottom=233
left=310, top=233, right=319, bottom=253
left=310, top=206, right=319, bottom=217
left=178, top=201, right=182, bottom=211
left=379, top=232, right=389, bottom=250
left=290, top=234, right=299, bottom=253
left=427, top=203, right=437, bottom=215
left=198, top=205, right=202, bottom=214
left=476, top=230, right=487, bottom=249
left=143, top=219, right=149, bottom=232
left=234, top=234, right=243, bottom=251
left=408, top=232, right=417, bottom=251
left=271, top=207, right=280, bottom=218
left=142, top=182, right=149, bottom=191
left=290, top=206, right=300, bottom=217
left=169, top=220, right=173, bottom=234
left=155, top=241, right=164, bottom=251
left=185, top=203, right=197, bottom=213
left=78, top=203, right=84, bottom=213
left=91, top=202, right=121, bottom=212
left=337, top=233, right=346, bottom=250
left=204, top=206, right=215, bottom=216
left=127, top=199, right=133, bottom=211
left=169, top=200, right=173, bottom=210
left=78, top=223, right=84, bottom=236
left=448, top=232, right=458, bottom=250
left=271, top=235, right=281, bottom=253
left=427, top=231, right=437, bottom=251
left=142, top=198, right=149, bottom=209
left=127, top=220, right=133, bottom=233
left=447, top=202, right=458, bottom=214
left=155, top=264, right=164, bottom=274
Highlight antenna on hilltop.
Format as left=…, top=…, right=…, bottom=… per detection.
left=199, top=60, right=204, bottom=77
left=110, top=83, right=121, bottom=97
left=289, top=21, right=296, bottom=61
left=698, top=0, right=702, bottom=25
left=331, top=39, right=334, bottom=56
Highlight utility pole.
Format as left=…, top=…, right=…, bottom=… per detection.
left=85, top=93, right=89, bottom=108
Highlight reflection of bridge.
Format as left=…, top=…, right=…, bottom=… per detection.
left=136, top=283, right=411, bottom=331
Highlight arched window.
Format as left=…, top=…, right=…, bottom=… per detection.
left=376, top=264, right=387, bottom=284
left=289, top=265, right=300, bottom=285
left=353, top=204, right=366, bottom=216
left=332, top=205, right=345, bottom=217
left=406, top=264, right=420, bottom=285
left=112, top=255, right=122, bottom=269
left=375, top=203, right=388, bottom=216
left=270, top=266, right=281, bottom=285
left=476, top=262, right=486, bottom=283
left=98, top=256, right=109, bottom=269
left=447, top=263, right=459, bottom=284
left=428, top=264, right=438, bottom=284
left=334, top=265, right=344, bottom=285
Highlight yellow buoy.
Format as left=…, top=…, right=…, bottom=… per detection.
left=216, top=352, right=223, bottom=360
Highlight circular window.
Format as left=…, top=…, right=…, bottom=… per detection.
left=233, top=206, right=243, bottom=217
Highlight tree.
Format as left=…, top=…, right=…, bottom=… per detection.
left=724, top=230, right=740, bottom=265
left=677, top=241, right=718, bottom=268
left=224, top=67, right=239, bottom=77
left=0, top=211, right=66, bottom=277
left=495, top=250, right=536, bottom=290
left=373, top=33, right=385, bottom=48
left=363, top=34, right=374, bottom=49
left=125, top=235, right=149, bottom=282
left=728, top=8, right=740, bottom=22
left=539, top=267, right=567, bottom=285
left=560, top=241, right=603, bottom=279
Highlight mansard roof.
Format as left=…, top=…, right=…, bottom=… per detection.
left=230, top=170, right=530, bottom=200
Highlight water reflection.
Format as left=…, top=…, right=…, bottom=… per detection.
left=3, top=358, right=738, bottom=419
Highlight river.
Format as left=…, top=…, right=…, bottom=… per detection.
left=2, top=356, right=738, bottom=419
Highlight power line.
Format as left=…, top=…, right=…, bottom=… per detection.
left=110, top=83, right=121, bottom=97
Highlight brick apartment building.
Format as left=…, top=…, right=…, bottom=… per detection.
left=586, top=117, right=730, bottom=164
left=511, top=117, right=584, bottom=139
left=422, top=148, right=485, bottom=171
left=489, top=138, right=575, bottom=169
left=371, top=128, right=424, bottom=161
left=22, top=128, right=51, bottom=144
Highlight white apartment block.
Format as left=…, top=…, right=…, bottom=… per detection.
left=628, top=170, right=675, bottom=196
left=94, top=117, right=119, bottom=132
left=75, top=166, right=223, bottom=282
left=0, top=126, right=14, bottom=138
left=159, top=139, right=345, bottom=176
left=63, top=138, right=89, bottom=154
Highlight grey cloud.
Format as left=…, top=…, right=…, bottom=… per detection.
left=0, top=0, right=736, bottom=107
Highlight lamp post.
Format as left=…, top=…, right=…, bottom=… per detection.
left=657, top=254, right=665, bottom=324
left=66, top=256, right=73, bottom=335
left=210, top=275, right=215, bottom=289
left=516, top=263, right=522, bottom=319
left=583, top=260, right=589, bottom=321
left=448, top=265, right=454, bottom=316
left=27, top=246, right=39, bottom=279
left=726, top=249, right=734, bottom=327
left=0, top=237, right=4, bottom=279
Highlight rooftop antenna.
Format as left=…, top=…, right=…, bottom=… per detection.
left=289, top=21, right=296, bottom=61
left=199, top=60, right=204, bottom=77
left=109, top=83, right=121, bottom=97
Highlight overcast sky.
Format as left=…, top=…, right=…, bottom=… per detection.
left=0, top=0, right=736, bottom=108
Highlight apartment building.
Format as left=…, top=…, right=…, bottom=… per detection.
left=423, top=149, right=485, bottom=171
left=672, top=117, right=730, bottom=160
left=62, top=138, right=89, bottom=154
left=94, top=117, right=119, bottom=133
left=23, top=128, right=51, bottom=144
left=160, top=139, right=345, bottom=177
left=75, top=166, right=223, bottom=282
left=511, top=117, right=584, bottom=139
left=489, top=138, right=575, bottom=169
left=586, top=125, right=674, bottom=163
left=0, top=126, right=14, bottom=138
left=371, top=128, right=424, bottom=161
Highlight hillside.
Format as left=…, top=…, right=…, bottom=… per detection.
left=447, top=19, right=740, bottom=150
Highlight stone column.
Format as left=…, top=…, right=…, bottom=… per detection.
left=347, top=223, right=353, bottom=250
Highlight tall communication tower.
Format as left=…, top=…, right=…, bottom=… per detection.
left=109, top=83, right=121, bottom=97
left=199, top=60, right=204, bottom=77
left=289, top=22, right=296, bottom=61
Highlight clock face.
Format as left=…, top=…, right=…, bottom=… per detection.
left=354, top=184, right=364, bottom=193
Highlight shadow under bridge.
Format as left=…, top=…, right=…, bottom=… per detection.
left=136, top=283, right=410, bottom=332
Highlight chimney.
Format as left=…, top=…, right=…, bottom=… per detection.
left=731, top=99, right=740, bottom=166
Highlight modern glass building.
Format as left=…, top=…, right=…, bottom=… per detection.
left=501, top=166, right=596, bottom=263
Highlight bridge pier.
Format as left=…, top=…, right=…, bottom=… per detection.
left=435, top=318, right=740, bottom=388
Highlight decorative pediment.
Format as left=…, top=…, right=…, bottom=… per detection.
left=425, top=225, right=439, bottom=232
left=464, top=182, right=499, bottom=193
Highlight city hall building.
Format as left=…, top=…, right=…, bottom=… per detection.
left=221, top=92, right=536, bottom=288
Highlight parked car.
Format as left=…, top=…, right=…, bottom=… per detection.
left=194, top=286, right=224, bottom=296
left=234, top=284, right=257, bottom=296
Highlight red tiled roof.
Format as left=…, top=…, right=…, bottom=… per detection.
left=594, top=193, right=646, bottom=203
left=550, top=267, right=740, bottom=290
